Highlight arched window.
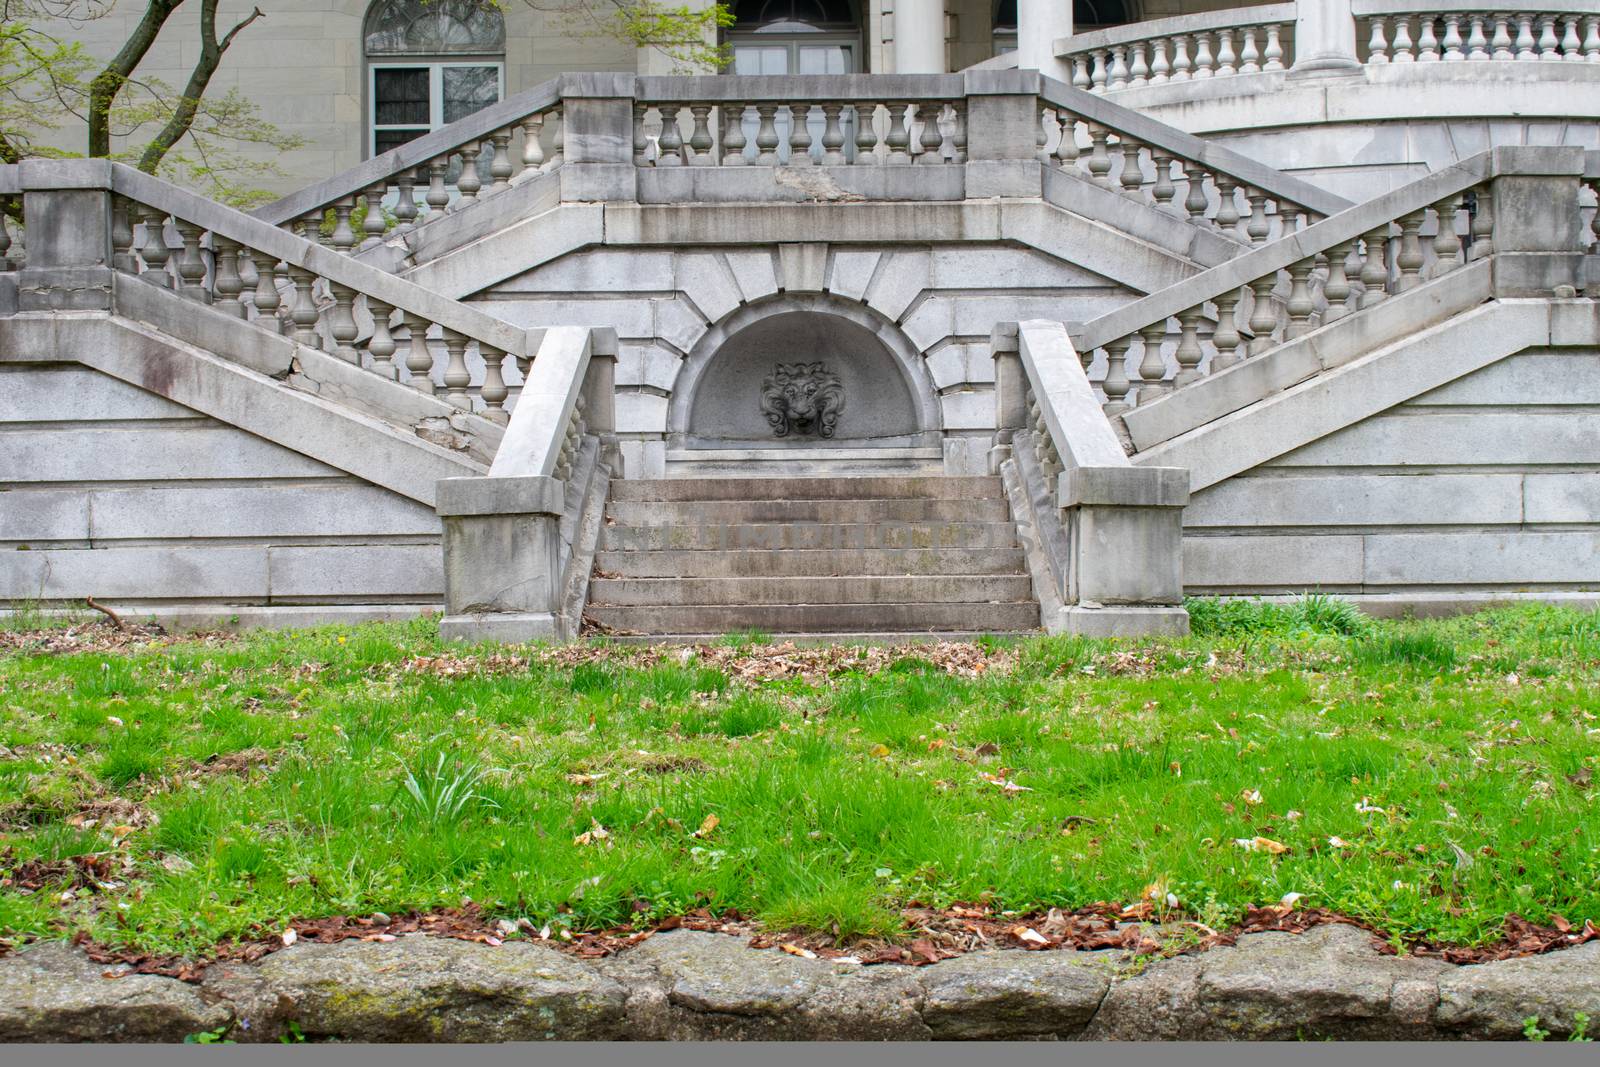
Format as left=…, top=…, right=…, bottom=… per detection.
left=364, top=0, right=506, bottom=157
left=727, top=0, right=862, bottom=74
left=992, top=0, right=1135, bottom=55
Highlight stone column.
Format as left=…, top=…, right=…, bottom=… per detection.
left=1060, top=465, right=1191, bottom=636
left=1291, top=0, right=1361, bottom=72
left=895, top=0, right=947, bottom=73
left=1016, top=0, right=1074, bottom=82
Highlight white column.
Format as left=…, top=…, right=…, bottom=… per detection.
left=1018, top=0, right=1074, bottom=81
left=1292, top=0, right=1361, bottom=70
left=895, top=0, right=947, bottom=73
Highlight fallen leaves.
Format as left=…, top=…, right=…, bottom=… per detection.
left=573, top=822, right=611, bottom=846
left=1234, top=836, right=1291, bottom=855
left=978, top=771, right=1032, bottom=793
left=691, top=814, right=720, bottom=839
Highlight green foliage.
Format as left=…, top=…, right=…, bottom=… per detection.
left=1185, top=594, right=1372, bottom=639
left=183, top=1026, right=234, bottom=1044
left=1350, top=631, right=1459, bottom=670
left=521, top=0, right=735, bottom=73
left=393, top=752, right=499, bottom=826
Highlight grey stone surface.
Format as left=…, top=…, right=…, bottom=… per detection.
left=0, top=942, right=231, bottom=1043
left=918, top=949, right=1114, bottom=1039
left=1435, top=941, right=1600, bottom=1040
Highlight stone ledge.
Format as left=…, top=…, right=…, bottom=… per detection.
left=2, top=925, right=1596, bottom=1042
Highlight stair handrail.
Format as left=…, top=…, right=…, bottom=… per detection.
left=254, top=75, right=565, bottom=232
left=1065, top=145, right=1588, bottom=419
left=1055, top=3, right=1298, bottom=91
left=1038, top=75, right=1352, bottom=233
left=486, top=325, right=616, bottom=481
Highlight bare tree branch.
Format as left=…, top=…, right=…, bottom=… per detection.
left=87, top=0, right=182, bottom=157
left=135, top=0, right=263, bottom=174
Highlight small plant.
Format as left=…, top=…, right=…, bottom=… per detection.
left=184, top=1026, right=234, bottom=1044
left=393, top=752, right=498, bottom=825
left=1522, top=1013, right=1592, bottom=1042
left=1351, top=631, right=1458, bottom=669
left=1524, top=1016, right=1550, bottom=1042
left=280, top=1019, right=307, bottom=1044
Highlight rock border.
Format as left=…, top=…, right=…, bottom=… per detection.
left=3, top=925, right=1599, bottom=1042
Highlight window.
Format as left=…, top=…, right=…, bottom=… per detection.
left=727, top=0, right=861, bottom=75
left=992, top=0, right=1136, bottom=55
left=364, top=0, right=506, bottom=157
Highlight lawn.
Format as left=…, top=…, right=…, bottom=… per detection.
left=1, top=599, right=1598, bottom=960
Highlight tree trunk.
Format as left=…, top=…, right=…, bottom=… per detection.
left=87, top=0, right=184, bottom=158
left=136, top=0, right=264, bottom=174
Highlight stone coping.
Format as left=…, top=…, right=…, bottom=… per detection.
left=2, top=925, right=1596, bottom=1042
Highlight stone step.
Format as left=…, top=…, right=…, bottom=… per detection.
left=595, top=547, right=1028, bottom=578
left=599, top=521, right=1019, bottom=552
left=609, top=476, right=1003, bottom=503
left=665, top=446, right=945, bottom=478
left=588, top=575, right=1035, bottom=607
left=584, top=601, right=1042, bottom=634
left=606, top=497, right=1013, bottom=526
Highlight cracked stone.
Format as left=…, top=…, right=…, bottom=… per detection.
left=1435, top=940, right=1600, bottom=1039
left=0, top=942, right=231, bottom=1043
left=918, top=948, right=1116, bottom=1039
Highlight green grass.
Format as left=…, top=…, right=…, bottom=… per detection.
left=2, top=601, right=1599, bottom=957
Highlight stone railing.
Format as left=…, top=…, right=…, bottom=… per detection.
left=1039, top=79, right=1350, bottom=239
left=1355, top=1, right=1600, bottom=63
left=0, top=183, right=22, bottom=272
left=255, top=77, right=565, bottom=239
left=1059, top=4, right=1297, bottom=92
left=436, top=326, right=620, bottom=643
left=990, top=319, right=1190, bottom=636
left=1067, top=146, right=1590, bottom=419
left=634, top=75, right=966, bottom=167
left=8, top=160, right=539, bottom=424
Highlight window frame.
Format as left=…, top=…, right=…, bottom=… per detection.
left=367, top=58, right=506, bottom=159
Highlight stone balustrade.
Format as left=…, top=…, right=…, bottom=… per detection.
left=0, top=192, right=21, bottom=272
left=10, top=161, right=540, bottom=424
left=1067, top=146, right=1589, bottom=419
left=1059, top=4, right=1297, bottom=93
left=1356, top=1, right=1600, bottom=63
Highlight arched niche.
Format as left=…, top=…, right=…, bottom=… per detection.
left=668, top=295, right=941, bottom=450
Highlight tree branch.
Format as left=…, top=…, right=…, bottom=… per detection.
left=87, top=0, right=182, bottom=157
left=135, top=0, right=263, bottom=174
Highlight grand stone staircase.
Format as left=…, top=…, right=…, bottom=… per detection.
left=584, top=475, right=1040, bottom=638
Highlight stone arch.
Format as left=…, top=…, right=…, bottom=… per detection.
left=667, top=294, right=942, bottom=449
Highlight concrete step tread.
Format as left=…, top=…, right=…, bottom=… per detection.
left=588, top=574, right=1036, bottom=607
left=594, top=548, right=1028, bottom=578
left=606, top=499, right=1014, bottom=525
left=609, top=476, right=1004, bottom=502
left=599, top=521, right=1019, bottom=552
left=585, top=602, right=1043, bottom=634
left=596, top=631, right=1039, bottom=645
left=666, top=447, right=945, bottom=460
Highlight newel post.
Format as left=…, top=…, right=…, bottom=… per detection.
left=1291, top=0, right=1361, bottom=72
left=990, top=321, right=1027, bottom=472
left=962, top=69, right=1045, bottom=198
left=1485, top=146, right=1587, bottom=296
left=16, top=159, right=114, bottom=311
left=557, top=73, right=639, bottom=204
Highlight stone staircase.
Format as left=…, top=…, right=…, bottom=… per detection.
left=584, top=475, right=1041, bottom=637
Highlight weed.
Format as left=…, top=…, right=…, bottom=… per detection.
left=393, top=752, right=498, bottom=825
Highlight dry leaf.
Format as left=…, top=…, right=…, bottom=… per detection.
left=869, top=744, right=890, bottom=758
left=281, top=929, right=297, bottom=946
left=779, top=943, right=817, bottom=959
left=691, top=814, right=720, bottom=839
left=1013, top=926, right=1050, bottom=946
left=1235, top=836, right=1290, bottom=855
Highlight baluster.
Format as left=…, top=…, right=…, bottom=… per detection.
left=1515, top=14, right=1536, bottom=60
left=251, top=253, right=282, bottom=331
left=1468, top=185, right=1495, bottom=258
left=1193, top=32, right=1215, bottom=77
left=394, top=170, right=419, bottom=232
left=1584, top=16, right=1600, bottom=61
left=327, top=283, right=359, bottom=363
left=811, top=104, right=841, bottom=166
left=523, top=113, right=547, bottom=171
left=1441, top=15, right=1464, bottom=61
left=1417, top=17, right=1439, bottom=61
left=1431, top=197, right=1462, bottom=275
left=1367, top=17, right=1391, bottom=64
left=549, top=108, right=564, bottom=165
left=788, top=103, right=814, bottom=165
left=1359, top=228, right=1391, bottom=306
left=1036, top=108, right=1049, bottom=160
left=1562, top=16, right=1583, bottom=60
left=1211, top=288, right=1244, bottom=371
left=330, top=197, right=357, bottom=252
left=138, top=208, right=172, bottom=285
left=1108, top=46, right=1129, bottom=90
left=1053, top=111, right=1079, bottom=167
left=362, top=185, right=388, bottom=247
left=1091, top=49, right=1109, bottom=91
left=1173, top=309, right=1204, bottom=386
left=885, top=103, right=911, bottom=164
left=1183, top=162, right=1210, bottom=225
left=366, top=298, right=397, bottom=380
left=1396, top=210, right=1426, bottom=290
left=1215, top=175, right=1241, bottom=234
left=1247, top=275, right=1280, bottom=355
left=853, top=103, right=878, bottom=163
left=403, top=314, right=436, bottom=394
left=287, top=267, right=320, bottom=347
left=1284, top=259, right=1316, bottom=339
left=480, top=343, right=508, bottom=422
left=1491, top=15, right=1513, bottom=60
left=1537, top=15, right=1559, bottom=59
left=657, top=104, right=684, bottom=167
left=1263, top=24, right=1284, bottom=69
left=1138, top=320, right=1168, bottom=400
left=951, top=103, right=967, bottom=163
left=424, top=159, right=449, bottom=218
left=173, top=220, right=207, bottom=301
left=1100, top=336, right=1133, bottom=416
left=723, top=103, right=749, bottom=165
left=755, top=105, right=781, bottom=165
left=441, top=330, right=471, bottom=409
left=1280, top=204, right=1303, bottom=239
left=109, top=197, right=135, bottom=273
left=1466, top=15, right=1488, bottom=60
left=1119, top=138, right=1144, bottom=197
left=455, top=143, right=483, bottom=206
left=1129, top=41, right=1150, bottom=86
left=212, top=238, right=244, bottom=317
left=1216, top=28, right=1237, bottom=75
left=488, top=130, right=513, bottom=191
left=1172, top=34, right=1193, bottom=80
left=1086, top=124, right=1113, bottom=186
left=1322, top=242, right=1354, bottom=323
left=1392, top=17, right=1415, bottom=61
left=917, top=102, right=942, bottom=163
left=1072, top=54, right=1092, bottom=89
left=1150, top=150, right=1177, bottom=214
left=688, top=105, right=714, bottom=165
left=1239, top=26, right=1260, bottom=73
left=0, top=200, right=11, bottom=271
left=1151, top=38, right=1171, bottom=82
left=1245, top=189, right=1270, bottom=244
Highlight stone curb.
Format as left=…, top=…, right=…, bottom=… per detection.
left=1, top=925, right=1597, bottom=1042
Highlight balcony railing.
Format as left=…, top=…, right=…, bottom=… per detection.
left=1057, top=4, right=1297, bottom=93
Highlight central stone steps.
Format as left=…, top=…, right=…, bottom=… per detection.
left=665, top=446, right=944, bottom=478
left=585, top=475, right=1041, bottom=638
